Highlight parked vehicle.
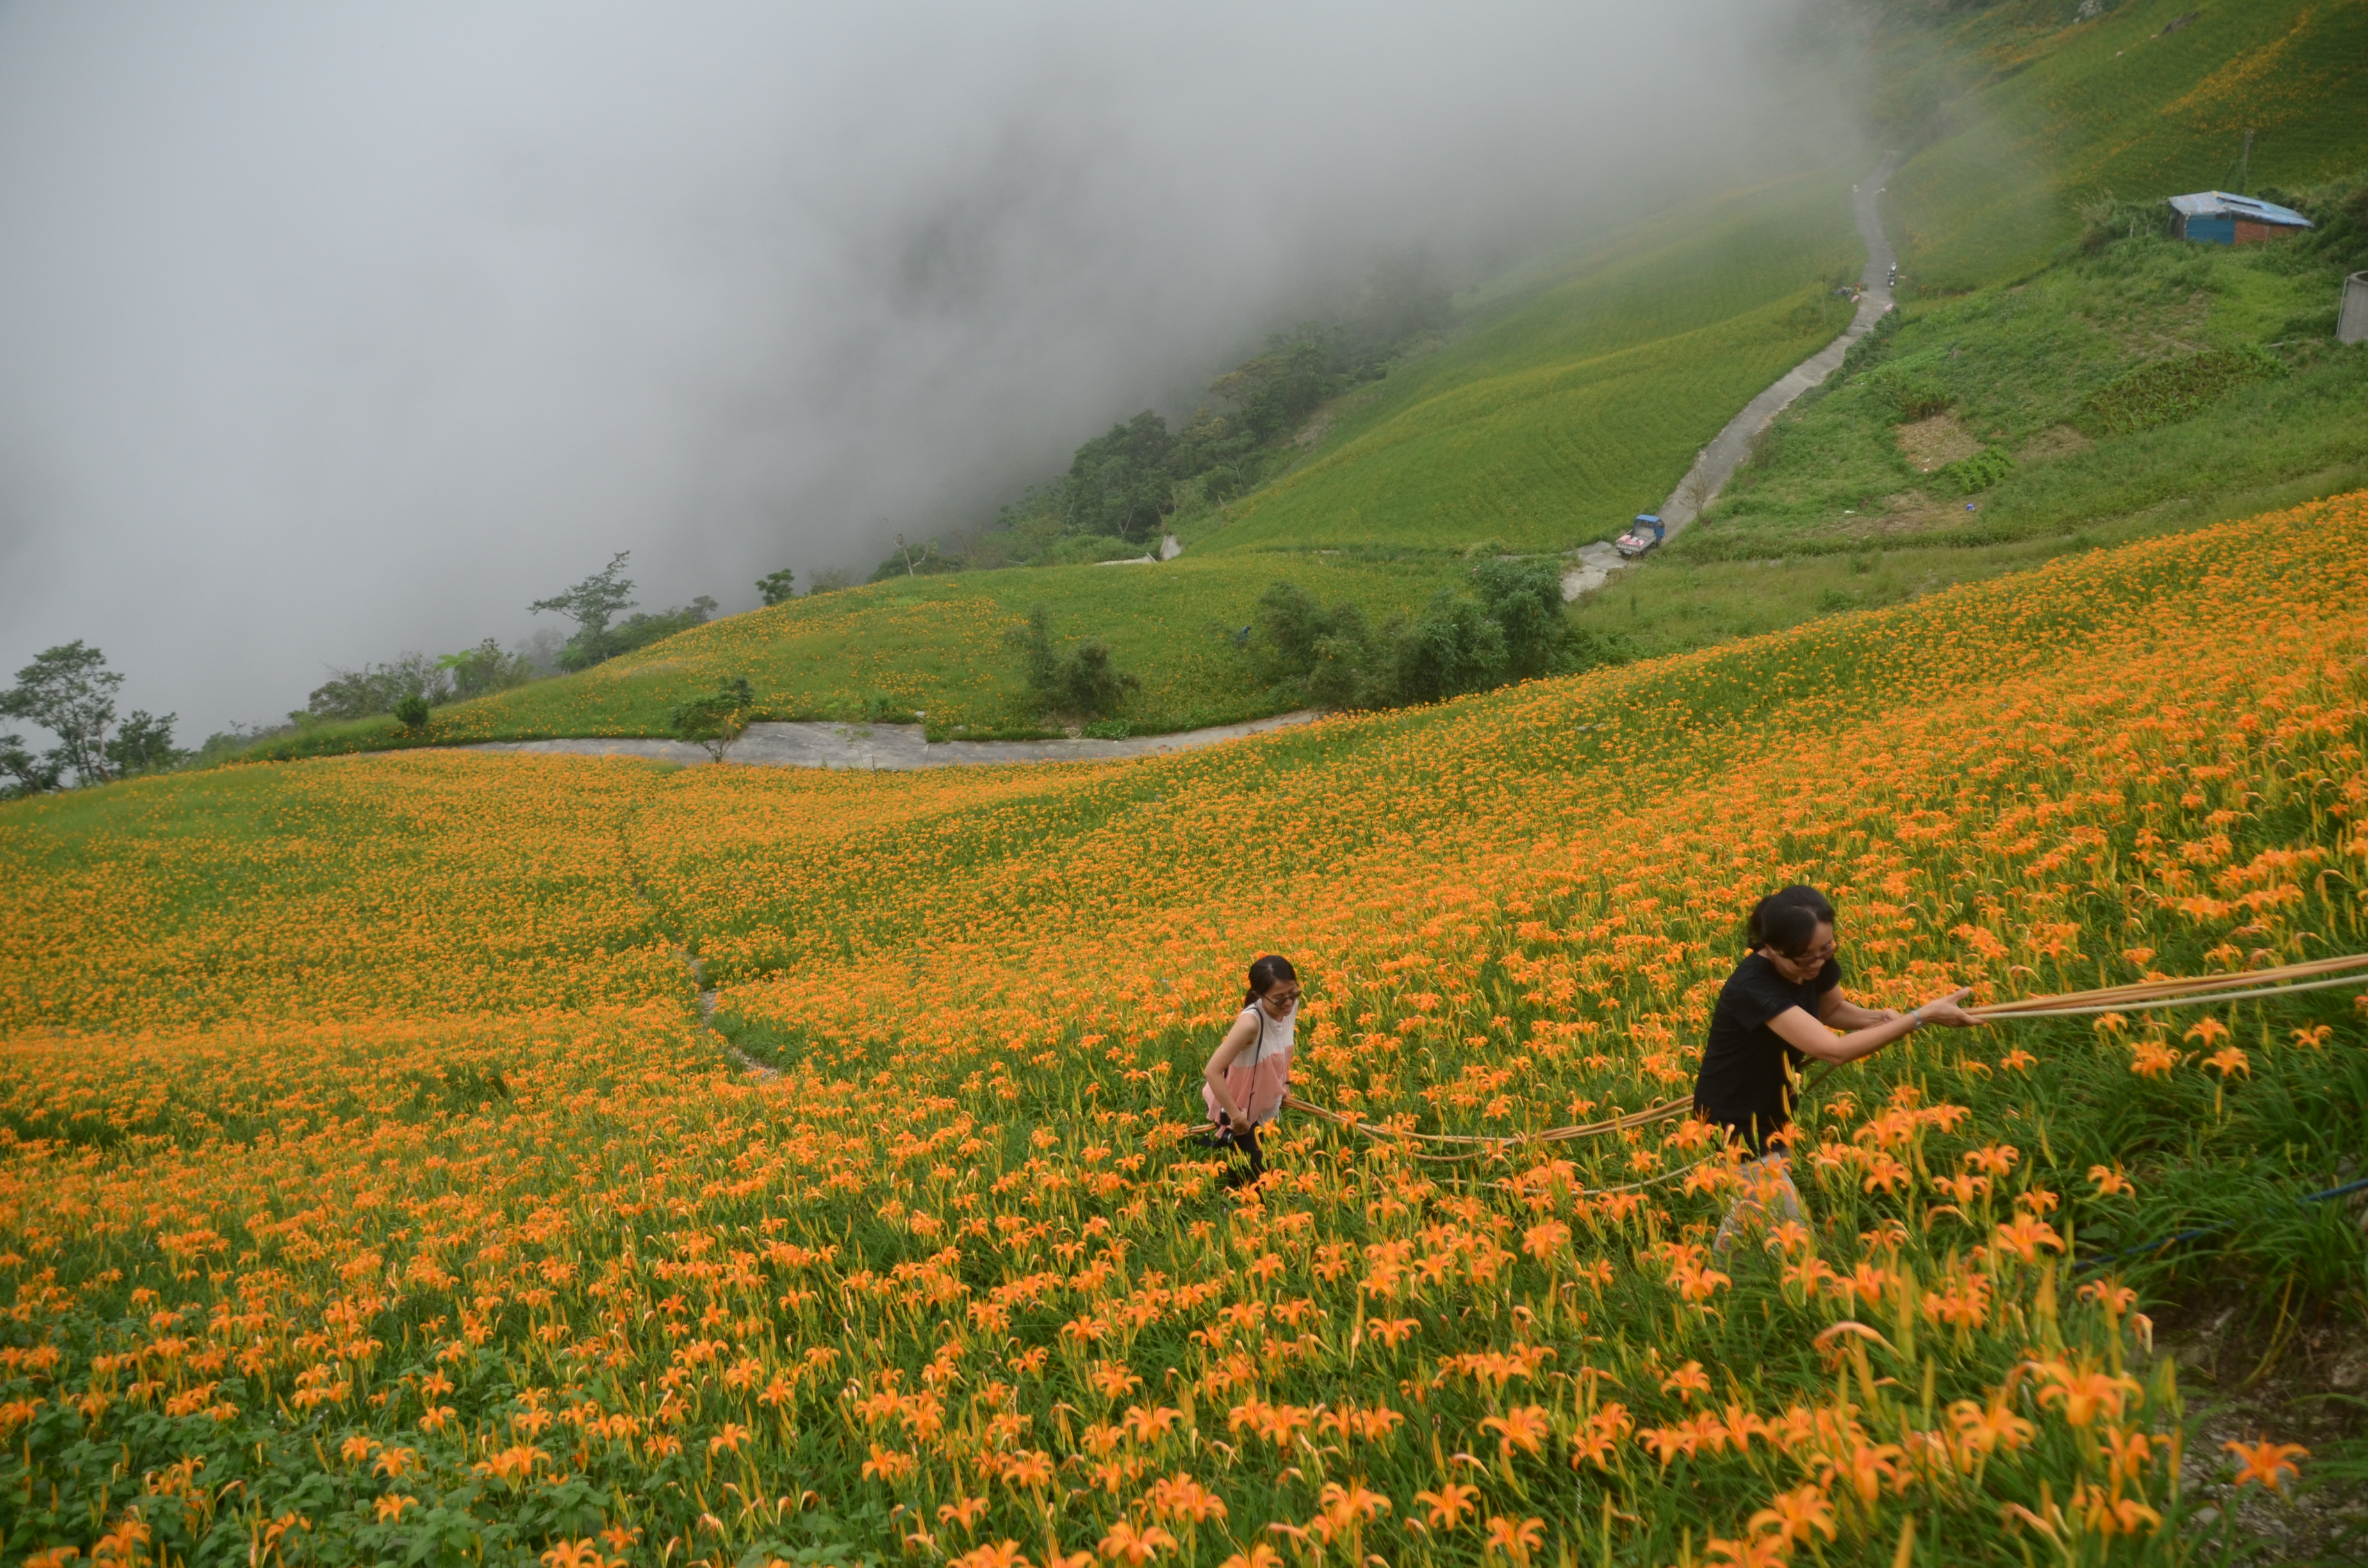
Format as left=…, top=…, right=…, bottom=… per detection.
left=1615, top=514, right=1666, bottom=559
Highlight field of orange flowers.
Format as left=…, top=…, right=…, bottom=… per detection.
left=3, top=493, right=2366, bottom=1567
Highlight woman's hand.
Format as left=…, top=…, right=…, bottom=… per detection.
left=1908, top=988, right=1979, bottom=1028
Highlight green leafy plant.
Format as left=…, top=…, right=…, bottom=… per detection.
left=391, top=694, right=431, bottom=733
left=1937, top=446, right=2017, bottom=494
left=1866, top=357, right=1953, bottom=421
left=1003, top=607, right=1139, bottom=719
left=670, top=676, right=754, bottom=762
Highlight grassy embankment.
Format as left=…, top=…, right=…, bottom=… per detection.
left=1879, top=0, right=2368, bottom=290
left=246, top=169, right=1866, bottom=754
left=1565, top=0, right=2368, bottom=661
left=4, top=494, right=2367, bottom=1563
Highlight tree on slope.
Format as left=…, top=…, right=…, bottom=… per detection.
left=104, top=710, right=184, bottom=776
left=1472, top=556, right=1570, bottom=680
left=1, top=641, right=123, bottom=790
left=530, top=551, right=636, bottom=669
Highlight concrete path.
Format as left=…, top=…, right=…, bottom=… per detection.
left=1559, top=541, right=1630, bottom=602
left=462, top=709, right=1321, bottom=772
left=1652, top=154, right=1899, bottom=541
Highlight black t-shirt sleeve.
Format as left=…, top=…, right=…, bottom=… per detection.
left=1815, top=958, right=1843, bottom=995
left=1724, top=965, right=1808, bottom=1030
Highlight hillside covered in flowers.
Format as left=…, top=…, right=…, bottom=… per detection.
left=3, top=493, right=2365, bottom=1565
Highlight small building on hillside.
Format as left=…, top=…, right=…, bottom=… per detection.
left=2167, top=191, right=2314, bottom=246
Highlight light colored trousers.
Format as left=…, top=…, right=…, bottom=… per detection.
left=1713, top=1150, right=1804, bottom=1252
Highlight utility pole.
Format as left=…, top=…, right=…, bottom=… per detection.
left=2237, top=129, right=2253, bottom=195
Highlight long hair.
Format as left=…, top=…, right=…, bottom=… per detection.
left=1244, top=954, right=1299, bottom=1008
left=1745, top=886, right=1835, bottom=958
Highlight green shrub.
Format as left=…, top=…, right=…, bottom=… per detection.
left=391, top=694, right=431, bottom=733
left=1864, top=352, right=1953, bottom=421
left=670, top=676, right=753, bottom=761
left=1253, top=560, right=1570, bottom=710
left=1470, top=557, right=1568, bottom=679
left=1386, top=591, right=1509, bottom=704
left=1249, top=583, right=1386, bottom=706
left=1937, top=446, right=2017, bottom=494
left=1003, top=607, right=1140, bottom=719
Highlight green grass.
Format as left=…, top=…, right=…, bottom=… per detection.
left=1557, top=216, right=2368, bottom=662
left=1881, top=0, right=2368, bottom=290
left=1679, top=231, right=2368, bottom=555
left=254, top=553, right=1481, bottom=756
left=1199, top=170, right=1865, bottom=555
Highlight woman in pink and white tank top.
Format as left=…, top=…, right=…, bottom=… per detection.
left=1201, top=955, right=1298, bottom=1178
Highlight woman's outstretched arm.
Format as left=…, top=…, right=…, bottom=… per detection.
left=1819, top=987, right=1903, bottom=1030
left=1769, top=987, right=1978, bottom=1065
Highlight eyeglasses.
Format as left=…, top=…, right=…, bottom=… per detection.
left=1777, top=942, right=1836, bottom=968
left=1263, top=988, right=1302, bottom=1006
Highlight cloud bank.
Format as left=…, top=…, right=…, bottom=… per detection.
left=0, top=1, right=1853, bottom=737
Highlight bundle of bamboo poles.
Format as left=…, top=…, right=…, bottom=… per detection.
left=1188, top=952, right=2368, bottom=1157
left=1962, top=951, right=2368, bottom=1020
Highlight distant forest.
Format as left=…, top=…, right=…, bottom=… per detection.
left=867, top=250, right=1455, bottom=581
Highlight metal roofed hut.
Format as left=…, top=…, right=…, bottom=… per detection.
left=2167, top=191, right=2315, bottom=246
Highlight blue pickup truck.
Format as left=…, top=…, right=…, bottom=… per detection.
left=1614, top=514, right=1666, bottom=559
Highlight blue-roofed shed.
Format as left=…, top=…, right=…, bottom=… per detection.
left=2167, top=191, right=2314, bottom=246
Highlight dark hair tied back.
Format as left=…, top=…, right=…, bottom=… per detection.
left=1245, top=954, right=1299, bottom=1008
left=1745, top=885, right=1835, bottom=958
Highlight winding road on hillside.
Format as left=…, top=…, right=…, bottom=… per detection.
left=470, top=161, right=1898, bottom=771
left=463, top=709, right=1322, bottom=771
left=1562, top=154, right=1898, bottom=598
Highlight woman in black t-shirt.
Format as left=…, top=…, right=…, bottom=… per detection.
left=1695, top=886, right=1978, bottom=1246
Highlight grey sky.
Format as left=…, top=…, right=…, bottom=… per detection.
left=0, top=1, right=1852, bottom=739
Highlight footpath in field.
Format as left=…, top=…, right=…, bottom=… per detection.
left=463, top=708, right=1320, bottom=770
left=1661, top=154, right=1899, bottom=539
left=1563, top=154, right=1898, bottom=600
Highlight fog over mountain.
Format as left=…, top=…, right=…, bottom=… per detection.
left=0, top=1, right=1857, bottom=739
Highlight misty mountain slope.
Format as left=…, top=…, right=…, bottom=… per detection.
left=216, top=0, right=2368, bottom=760
left=247, top=163, right=1881, bottom=752
left=1879, top=0, right=2368, bottom=290
left=1556, top=129, right=2368, bottom=666
left=1199, top=170, right=1863, bottom=555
